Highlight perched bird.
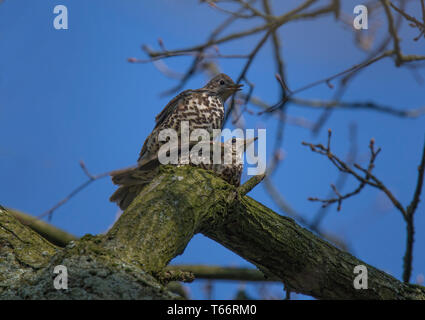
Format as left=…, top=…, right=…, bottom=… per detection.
left=110, top=137, right=256, bottom=210
left=137, top=73, right=242, bottom=167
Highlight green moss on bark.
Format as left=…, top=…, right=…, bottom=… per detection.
left=1, top=166, right=424, bottom=300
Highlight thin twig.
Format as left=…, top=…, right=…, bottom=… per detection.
left=301, top=132, right=408, bottom=214
left=290, top=98, right=425, bottom=118
left=238, top=173, right=266, bottom=195
left=37, top=161, right=129, bottom=221
left=304, top=131, right=425, bottom=283
left=224, top=30, right=271, bottom=123
left=310, top=123, right=358, bottom=228
left=402, top=135, right=425, bottom=282
left=389, top=1, right=425, bottom=41
left=381, top=0, right=403, bottom=65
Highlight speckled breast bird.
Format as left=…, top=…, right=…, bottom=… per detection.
left=110, top=137, right=256, bottom=210
left=137, top=73, right=242, bottom=167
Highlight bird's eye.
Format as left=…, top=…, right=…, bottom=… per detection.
left=219, top=80, right=225, bottom=85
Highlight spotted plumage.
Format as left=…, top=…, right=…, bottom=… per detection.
left=110, top=138, right=256, bottom=210
left=110, top=74, right=242, bottom=210
left=137, top=73, right=242, bottom=166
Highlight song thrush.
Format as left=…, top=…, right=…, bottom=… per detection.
left=137, top=73, right=242, bottom=166
left=110, top=137, right=256, bottom=210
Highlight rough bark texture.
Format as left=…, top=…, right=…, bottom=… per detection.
left=204, top=198, right=425, bottom=299
left=1, top=166, right=424, bottom=300
left=166, top=265, right=279, bottom=282
left=0, top=206, right=177, bottom=299
left=7, top=209, right=77, bottom=247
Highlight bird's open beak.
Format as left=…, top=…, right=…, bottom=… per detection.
left=244, top=136, right=258, bottom=148
left=228, top=83, right=244, bottom=92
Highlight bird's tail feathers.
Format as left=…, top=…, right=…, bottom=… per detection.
left=109, top=166, right=155, bottom=210
left=110, top=166, right=152, bottom=185
left=109, top=184, right=144, bottom=211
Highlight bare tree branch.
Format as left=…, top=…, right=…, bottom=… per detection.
left=37, top=161, right=133, bottom=221
left=303, top=131, right=425, bottom=283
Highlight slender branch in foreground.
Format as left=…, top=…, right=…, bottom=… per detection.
left=238, top=173, right=266, bottom=195
left=1, top=208, right=336, bottom=284
left=1, top=208, right=323, bottom=284
left=166, top=265, right=278, bottom=282
left=8, top=208, right=78, bottom=247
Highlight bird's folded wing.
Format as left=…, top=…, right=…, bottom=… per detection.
left=138, top=90, right=193, bottom=164
left=154, top=89, right=193, bottom=129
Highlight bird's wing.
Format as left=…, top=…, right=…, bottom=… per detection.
left=138, top=131, right=153, bottom=163
left=138, top=90, right=194, bottom=164
left=110, top=166, right=155, bottom=186
left=153, top=89, right=194, bottom=129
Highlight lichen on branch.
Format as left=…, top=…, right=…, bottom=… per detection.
left=1, top=166, right=424, bottom=299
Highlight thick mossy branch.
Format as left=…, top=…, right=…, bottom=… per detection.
left=104, top=166, right=236, bottom=273
left=8, top=208, right=78, bottom=247
left=107, top=166, right=424, bottom=299
left=0, top=206, right=58, bottom=295
left=1, top=167, right=424, bottom=299
left=0, top=206, right=177, bottom=299
left=105, top=166, right=425, bottom=299
left=204, top=197, right=425, bottom=299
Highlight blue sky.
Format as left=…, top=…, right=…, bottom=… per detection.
left=0, top=0, right=424, bottom=299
